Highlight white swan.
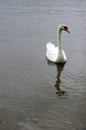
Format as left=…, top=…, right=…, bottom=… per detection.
left=46, top=24, right=70, bottom=63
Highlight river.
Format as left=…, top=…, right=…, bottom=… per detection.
left=0, top=0, right=86, bottom=130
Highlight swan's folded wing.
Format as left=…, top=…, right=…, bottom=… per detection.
left=46, top=42, right=58, bottom=62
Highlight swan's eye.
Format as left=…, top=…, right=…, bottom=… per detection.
left=64, top=26, right=68, bottom=30
left=63, top=26, right=70, bottom=33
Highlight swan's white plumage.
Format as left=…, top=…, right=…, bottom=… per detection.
left=46, top=42, right=58, bottom=62
left=46, top=41, right=67, bottom=63
left=46, top=24, right=69, bottom=63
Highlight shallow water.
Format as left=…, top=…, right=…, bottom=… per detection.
left=0, top=0, right=86, bottom=130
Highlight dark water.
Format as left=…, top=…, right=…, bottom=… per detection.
left=0, top=0, right=86, bottom=130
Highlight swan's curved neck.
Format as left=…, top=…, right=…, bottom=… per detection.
left=57, top=29, right=62, bottom=51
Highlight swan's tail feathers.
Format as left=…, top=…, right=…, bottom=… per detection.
left=46, top=41, right=55, bottom=50
left=46, top=42, right=56, bottom=62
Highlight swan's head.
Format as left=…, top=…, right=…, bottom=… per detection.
left=58, top=24, right=70, bottom=33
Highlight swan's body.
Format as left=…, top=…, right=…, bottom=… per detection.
left=46, top=24, right=70, bottom=63
left=46, top=42, right=67, bottom=63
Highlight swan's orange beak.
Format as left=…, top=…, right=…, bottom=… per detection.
left=66, top=28, right=70, bottom=33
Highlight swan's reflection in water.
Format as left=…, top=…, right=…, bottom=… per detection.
left=55, top=63, right=65, bottom=95
left=47, top=60, right=65, bottom=96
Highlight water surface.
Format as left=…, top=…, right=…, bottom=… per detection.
left=0, top=0, right=86, bottom=130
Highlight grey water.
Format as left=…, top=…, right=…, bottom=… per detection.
left=0, top=0, right=86, bottom=130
